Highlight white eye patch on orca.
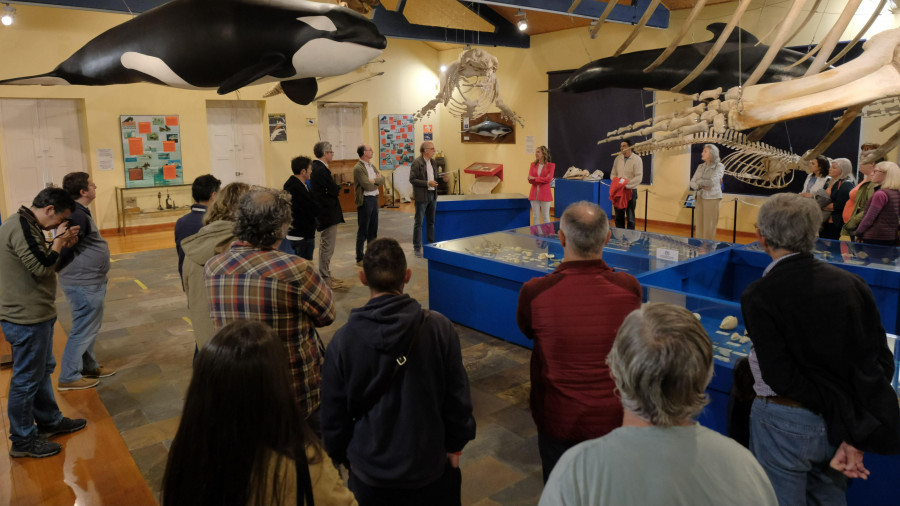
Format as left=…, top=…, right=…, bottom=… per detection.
left=297, top=16, right=337, bottom=32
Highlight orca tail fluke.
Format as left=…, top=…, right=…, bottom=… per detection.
left=0, top=72, right=70, bottom=86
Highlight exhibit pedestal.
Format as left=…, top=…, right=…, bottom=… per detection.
left=553, top=179, right=613, bottom=218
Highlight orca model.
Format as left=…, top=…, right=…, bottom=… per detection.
left=0, top=0, right=387, bottom=105
left=551, top=24, right=819, bottom=96
left=462, top=119, right=512, bottom=139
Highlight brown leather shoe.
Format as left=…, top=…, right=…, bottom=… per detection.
left=58, top=377, right=99, bottom=391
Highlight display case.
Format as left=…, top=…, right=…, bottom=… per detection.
left=116, top=184, right=193, bottom=234
left=426, top=193, right=531, bottom=243
left=424, top=225, right=730, bottom=347
left=553, top=178, right=613, bottom=218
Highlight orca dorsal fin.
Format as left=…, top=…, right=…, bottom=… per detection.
left=217, top=53, right=287, bottom=95
left=704, top=23, right=759, bottom=45
left=281, top=78, right=318, bottom=105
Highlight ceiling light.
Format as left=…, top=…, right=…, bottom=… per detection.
left=1, top=4, right=15, bottom=26
left=516, top=9, right=527, bottom=31
left=440, top=64, right=447, bottom=72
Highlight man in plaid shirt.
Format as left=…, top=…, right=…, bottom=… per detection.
left=205, top=188, right=336, bottom=433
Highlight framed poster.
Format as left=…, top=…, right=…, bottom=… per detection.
left=268, top=113, right=287, bottom=142
left=378, top=114, right=415, bottom=171
left=121, top=115, right=183, bottom=188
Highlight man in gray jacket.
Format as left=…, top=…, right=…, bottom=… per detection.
left=57, top=172, right=116, bottom=391
left=0, top=187, right=86, bottom=458
left=409, top=141, right=438, bottom=258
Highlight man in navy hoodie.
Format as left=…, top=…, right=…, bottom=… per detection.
left=322, top=237, right=475, bottom=505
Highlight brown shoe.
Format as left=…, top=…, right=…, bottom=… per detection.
left=328, top=278, right=348, bottom=290
left=83, top=366, right=117, bottom=378
left=58, top=377, right=99, bottom=391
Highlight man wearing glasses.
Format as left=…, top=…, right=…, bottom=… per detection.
left=410, top=141, right=439, bottom=258
left=353, top=144, right=384, bottom=265
left=310, top=141, right=346, bottom=289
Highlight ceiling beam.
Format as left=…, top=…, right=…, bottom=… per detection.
left=465, top=0, right=670, bottom=28
left=372, top=2, right=530, bottom=48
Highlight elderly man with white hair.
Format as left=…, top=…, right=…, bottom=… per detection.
left=744, top=192, right=900, bottom=505
left=539, top=303, right=777, bottom=506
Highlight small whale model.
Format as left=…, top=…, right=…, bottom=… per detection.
left=462, top=119, right=512, bottom=139
left=0, top=0, right=387, bottom=105
left=550, top=24, right=819, bottom=96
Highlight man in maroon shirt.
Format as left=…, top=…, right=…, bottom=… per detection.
left=516, top=200, right=642, bottom=482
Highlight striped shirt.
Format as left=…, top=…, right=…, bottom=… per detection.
left=205, top=242, right=336, bottom=416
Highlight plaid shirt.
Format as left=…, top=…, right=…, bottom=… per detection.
left=205, top=241, right=335, bottom=416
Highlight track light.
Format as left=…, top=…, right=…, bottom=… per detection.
left=1, top=4, right=15, bottom=26
left=516, top=9, right=527, bottom=31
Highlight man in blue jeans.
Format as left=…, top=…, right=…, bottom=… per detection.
left=742, top=193, right=900, bottom=505
left=0, top=187, right=87, bottom=458
left=57, top=172, right=117, bottom=391
left=409, top=141, right=438, bottom=258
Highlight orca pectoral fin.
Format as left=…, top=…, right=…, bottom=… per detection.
left=217, top=53, right=287, bottom=95
left=281, top=78, right=318, bottom=105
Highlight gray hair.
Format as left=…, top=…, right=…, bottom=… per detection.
left=233, top=188, right=292, bottom=248
left=832, top=158, right=855, bottom=183
left=607, top=303, right=714, bottom=427
left=703, top=144, right=721, bottom=165
left=313, top=141, right=332, bottom=159
left=559, top=201, right=609, bottom=256
left=756, top=192, right=821, bottom=254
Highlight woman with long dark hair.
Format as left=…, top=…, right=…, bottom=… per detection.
left=162, top=320, right=356, bottom=506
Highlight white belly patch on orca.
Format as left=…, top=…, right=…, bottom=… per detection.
left=121, top=52, right=195, bottom=89
left=297, top=15, right=337, bottom=32
left=291, top=39, right=383, bottom=78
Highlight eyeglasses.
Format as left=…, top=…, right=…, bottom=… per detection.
left=325, top=150, right=334, bottom=154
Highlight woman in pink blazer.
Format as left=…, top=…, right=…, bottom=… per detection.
left=528, top=145, right=555, bottom=224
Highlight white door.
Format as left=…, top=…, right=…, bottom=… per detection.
left=206, top=101, right=266, bottom=187
left=0, top=99, right=86, bottom=217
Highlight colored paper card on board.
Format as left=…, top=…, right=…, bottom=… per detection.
left=163, top=164, right=177, bottom=179
left=163, top=141, right=176, bottom=152
left=129, top=168, right=143, bottom=180
left=165, top=116, right=179, bottom=126
left=128, top=137, right=143, bottom=155
left=138, top=122, right=151, bottom=134
left=407, top=125, right=413, bottom=132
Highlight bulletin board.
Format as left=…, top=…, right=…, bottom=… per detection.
left=378, top=114, right=415, bottom=171
left=121, top=115, right=183, bottom=188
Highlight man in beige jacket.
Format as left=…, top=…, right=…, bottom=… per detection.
left=610, top=139, right=643, bottom=230
left=353, top=144, right=385, bottom=265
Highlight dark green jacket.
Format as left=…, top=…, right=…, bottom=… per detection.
left=0, top=207, right=61, bottom=324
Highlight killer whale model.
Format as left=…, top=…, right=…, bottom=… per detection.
left=0, top=0, right=387, bottom=105
left=551, top=24, right=820, bottom=96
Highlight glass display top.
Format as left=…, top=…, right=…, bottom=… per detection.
left=742, top=238, right=900, bottom=272
left=430, top=224, right=731, bottom=275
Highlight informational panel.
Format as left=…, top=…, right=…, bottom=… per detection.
left=378, top=113, right=415, bottom=171
left=121, top=115, right=183, bottom=188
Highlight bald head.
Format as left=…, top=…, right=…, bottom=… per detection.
left=559, top=201, right=610, bottom=259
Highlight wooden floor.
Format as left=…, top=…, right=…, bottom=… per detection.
left=0, top=324, right=157, bottom=506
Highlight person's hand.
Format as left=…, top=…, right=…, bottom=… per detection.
left=428, top=180, right=438, bottom=188
left=447, top=452, right=460, bottom=468
left=830, top=442, right=869, bottom=479
left=369, top=177, right=376, bottom=184
left=702, top=186, right=710, bottom=191
left=52, top=225, right=80, bottom=251
left=824, top=203, right=834, bottom=211
left=528, top=176, right=535, bottom=182
left=800, top=192, right=812, bottom=198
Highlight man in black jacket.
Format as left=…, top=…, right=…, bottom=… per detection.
left=409, top=141, right=438, bottom=258
left=283, top=155, right=317, bottom=261
left=322, top=238, right=476, bottom=505
left=742, top=193, right=900, bottom=505
left=309, top=141, right=346, bottom=289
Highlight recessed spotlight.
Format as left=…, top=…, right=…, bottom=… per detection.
left=1, top=4, right=15, bottom=26
left=516, top=9, right=527, bottom=31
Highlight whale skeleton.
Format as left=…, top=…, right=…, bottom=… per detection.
left=595, top=0, right=898, bottom=188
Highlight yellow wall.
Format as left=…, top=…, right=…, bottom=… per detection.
left=0, top=4, right=441, bottom=230
left=2, top=2, right=898, bottom=234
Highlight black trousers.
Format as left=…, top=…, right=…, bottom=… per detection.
left=348, top=460, right=461, bottom=506
left=356, top=196, right=379, bottom=262
left=614, top=191, right=637, bottom=229
left=538, top=431, right=578, bottom=483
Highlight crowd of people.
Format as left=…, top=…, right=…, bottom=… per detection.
left=1, top=141, right=899, bottom=506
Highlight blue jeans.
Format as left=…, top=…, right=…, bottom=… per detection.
left=750, top=398, right=847, bottom=506
left=413, top=192, right=437, bottom=252
left=2, top=318, right=63, bottom=445
left=60, top=283, right=106, bottom=383
left=356, top=196, right=379, bottom=261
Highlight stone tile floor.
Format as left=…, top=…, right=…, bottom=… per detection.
left=54, top=209, right=544, bottom=505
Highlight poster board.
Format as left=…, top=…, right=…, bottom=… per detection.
left=378, top=114, right=415, bottom=171
left=121, top=115, right=183, bottom=188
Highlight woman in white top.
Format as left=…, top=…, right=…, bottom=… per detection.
left=800, top=156, right=831, bottom=198
left=689, top=144, right=725, bottom=240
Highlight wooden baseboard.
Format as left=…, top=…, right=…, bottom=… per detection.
left=101, top=222, right=176, bottom=237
